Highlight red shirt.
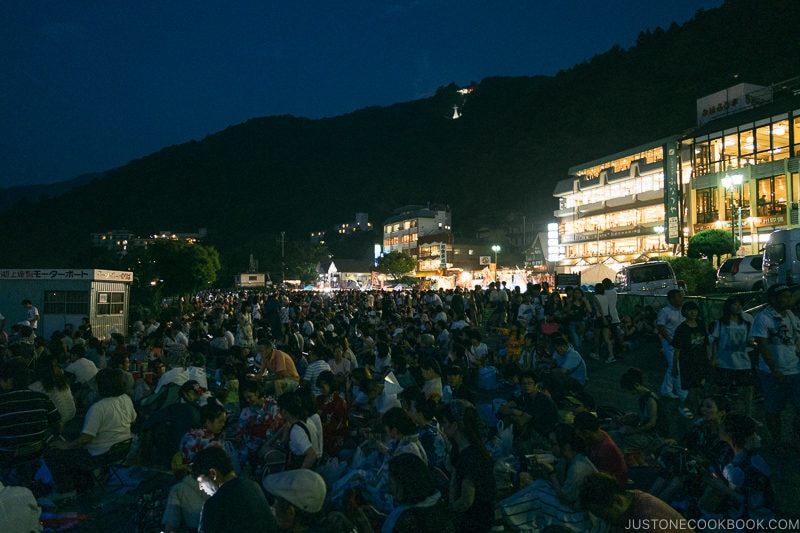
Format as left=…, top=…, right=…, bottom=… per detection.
left=589, top=430, right=628, bottom=488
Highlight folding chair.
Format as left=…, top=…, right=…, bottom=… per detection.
left=87, top=438, right=134, bottom=488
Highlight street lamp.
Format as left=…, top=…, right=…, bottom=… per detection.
left=721, top=174, right=743, bottom=256
left=491, top=245, right=501, bottom=282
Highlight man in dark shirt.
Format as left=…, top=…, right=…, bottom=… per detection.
left=192, top=446, right=276, bottom=533
left=0, top=357, right=60, bottom=463
left=497, top=370, right=559, bottom=446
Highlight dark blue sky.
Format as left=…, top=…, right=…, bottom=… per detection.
left=2, top=1, right=722, bottom=187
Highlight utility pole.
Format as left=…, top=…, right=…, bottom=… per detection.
left=281, top=231, right=286, bottom=284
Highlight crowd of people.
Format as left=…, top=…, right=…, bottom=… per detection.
left=0, top=279, right=794, bottom=532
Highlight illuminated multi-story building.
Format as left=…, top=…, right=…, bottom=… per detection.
left=552, top=76, right=800, bottom=273
left=552, top=138, right=677, bottom=272
left=685, top=80, right=800, bottom=253
left=382, top=204, right=452, bottom=256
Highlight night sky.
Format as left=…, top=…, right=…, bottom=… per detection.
left=2, top=1, right=722, bottom=187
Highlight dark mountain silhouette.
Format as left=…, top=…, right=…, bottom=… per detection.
left=1, top=0, right=798, bottom=273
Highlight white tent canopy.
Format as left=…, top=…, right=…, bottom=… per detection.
left=577, top=264, right=618, bottom=285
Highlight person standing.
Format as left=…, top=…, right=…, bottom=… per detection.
left=751, top=284, right=800, bottom=453
left=22, top=299, right=39, bottom=333
left=671, top=301, right=711, bottom=419
left=656, top=289, right=686, bottom=402
left=709, top=296, right=755, bottom=415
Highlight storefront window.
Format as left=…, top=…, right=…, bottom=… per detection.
left=710, top=137, right=725, bottom=173
left=739, top=129, right=755, bottom=165
left=756, top=176, right=787, bottom=217
left=755, top=124, right=772, bottom=162
left=696, top=187, right=718, bottom=223
left=694, top=141, right=710, bottom=176
left=724, top=183, right=750, bottom=220
left=772, top=119, right=790, bottom=161
left=723, top=132, right=739, bottom=168
left=794, top=115, right=800, bottom=157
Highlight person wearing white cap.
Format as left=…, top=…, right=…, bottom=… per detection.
left=262, top=469, right=327, bottom=531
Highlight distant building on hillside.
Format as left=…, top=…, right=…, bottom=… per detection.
left=91, top=228, right=207, bottom=253
left=382, top=204, right=451, bottom=257
left=310, top=212, right=372, bottom=244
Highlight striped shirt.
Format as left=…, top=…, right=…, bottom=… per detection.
left=0, top=389, right=60, bottom=456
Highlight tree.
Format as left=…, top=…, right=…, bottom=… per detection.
left=376, top=251, right=416, bottom=280
left=655, top=256, right=717, bottom=295
left=127, top=240, right=221, bottom=297
left=687, top=229, right=738, bottom=267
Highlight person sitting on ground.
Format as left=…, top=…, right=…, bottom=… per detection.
left=579, top=472, right=692, bottom=533
left=609, top=367, right=664, bottom=457
left=192, top=446, right=277, bottom=533
left=0, top=357, right=61, bottom=467
left=109, top=352, right=135, bottom=398
left=496, top=369, right=560, bottom=450
left=263, top=468, right=355, bottom=533
left=551, top=336, right=588, bottom=387
left=498, top=423, right=598, bottom=532
left=30, top=352, right=76, bottom=426
left=572, top=411, right=628, bottom=489
left=275, top=390, right=319, bottom=470
left=302, top=343, right=331, bottom=398
left=64, top=346, right=99, bottom=408
left=235, top=381, right=284, bottom=468
left=177, top=402, right=237, bottom=476
left=700, top=412, right=774, bottom=523
left=315, top=371, right=348, bottom=458
left=420, top=357, right=444, bottom=402
left=439, top=400, right=496, bottom=533
left=255, top=339, right=300, bottom=396
left=649, top=395, right=733, bottom=504
left=379, top=406, right=427, bottom=464
left=382, top=453, right=455, bottom=533
left=47, top=368, right=136, bottom=493
left=442, top=365, right=474, bottom=405
left=401, top=389, right=449, bottom=472
left=161, top=470, right=209, bottom=533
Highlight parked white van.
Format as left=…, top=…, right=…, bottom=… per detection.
left=615, top=261, right=680, bottom=295
left=762, top=228, right=800, bottom=289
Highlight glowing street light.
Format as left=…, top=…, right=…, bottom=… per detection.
left=722, top=174, right=744, bottom=256
left=491, top=244, right=501, bottom=282
left=491, top=244, right=501, bottom=265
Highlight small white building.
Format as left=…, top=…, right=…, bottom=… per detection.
left=0, top=268, right=133, bottom=340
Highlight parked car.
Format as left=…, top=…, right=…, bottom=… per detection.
left=763, top=228, right=800, bottom=289
left=615, top=261, right=680, bottom=296
left=716, top=255, right=763, bottom=291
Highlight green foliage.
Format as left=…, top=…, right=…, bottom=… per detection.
left=124, top=240, right=221, bottom=297
left=376, top=251, right=416, bottom=279
left=688, top=229, right=738, bottom=267
left=654, top=256, right=716, bottom=295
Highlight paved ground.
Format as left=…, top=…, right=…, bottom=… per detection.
left=35, top=334, right=800, bottom=531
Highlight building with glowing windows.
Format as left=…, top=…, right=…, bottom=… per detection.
left=552, top=139, right=678, bottom=273
left=552, top=76, right=800, bottom=274
left=685, top=80, right=800, bottom=253
left=382, top=204, right=452, bottom=256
